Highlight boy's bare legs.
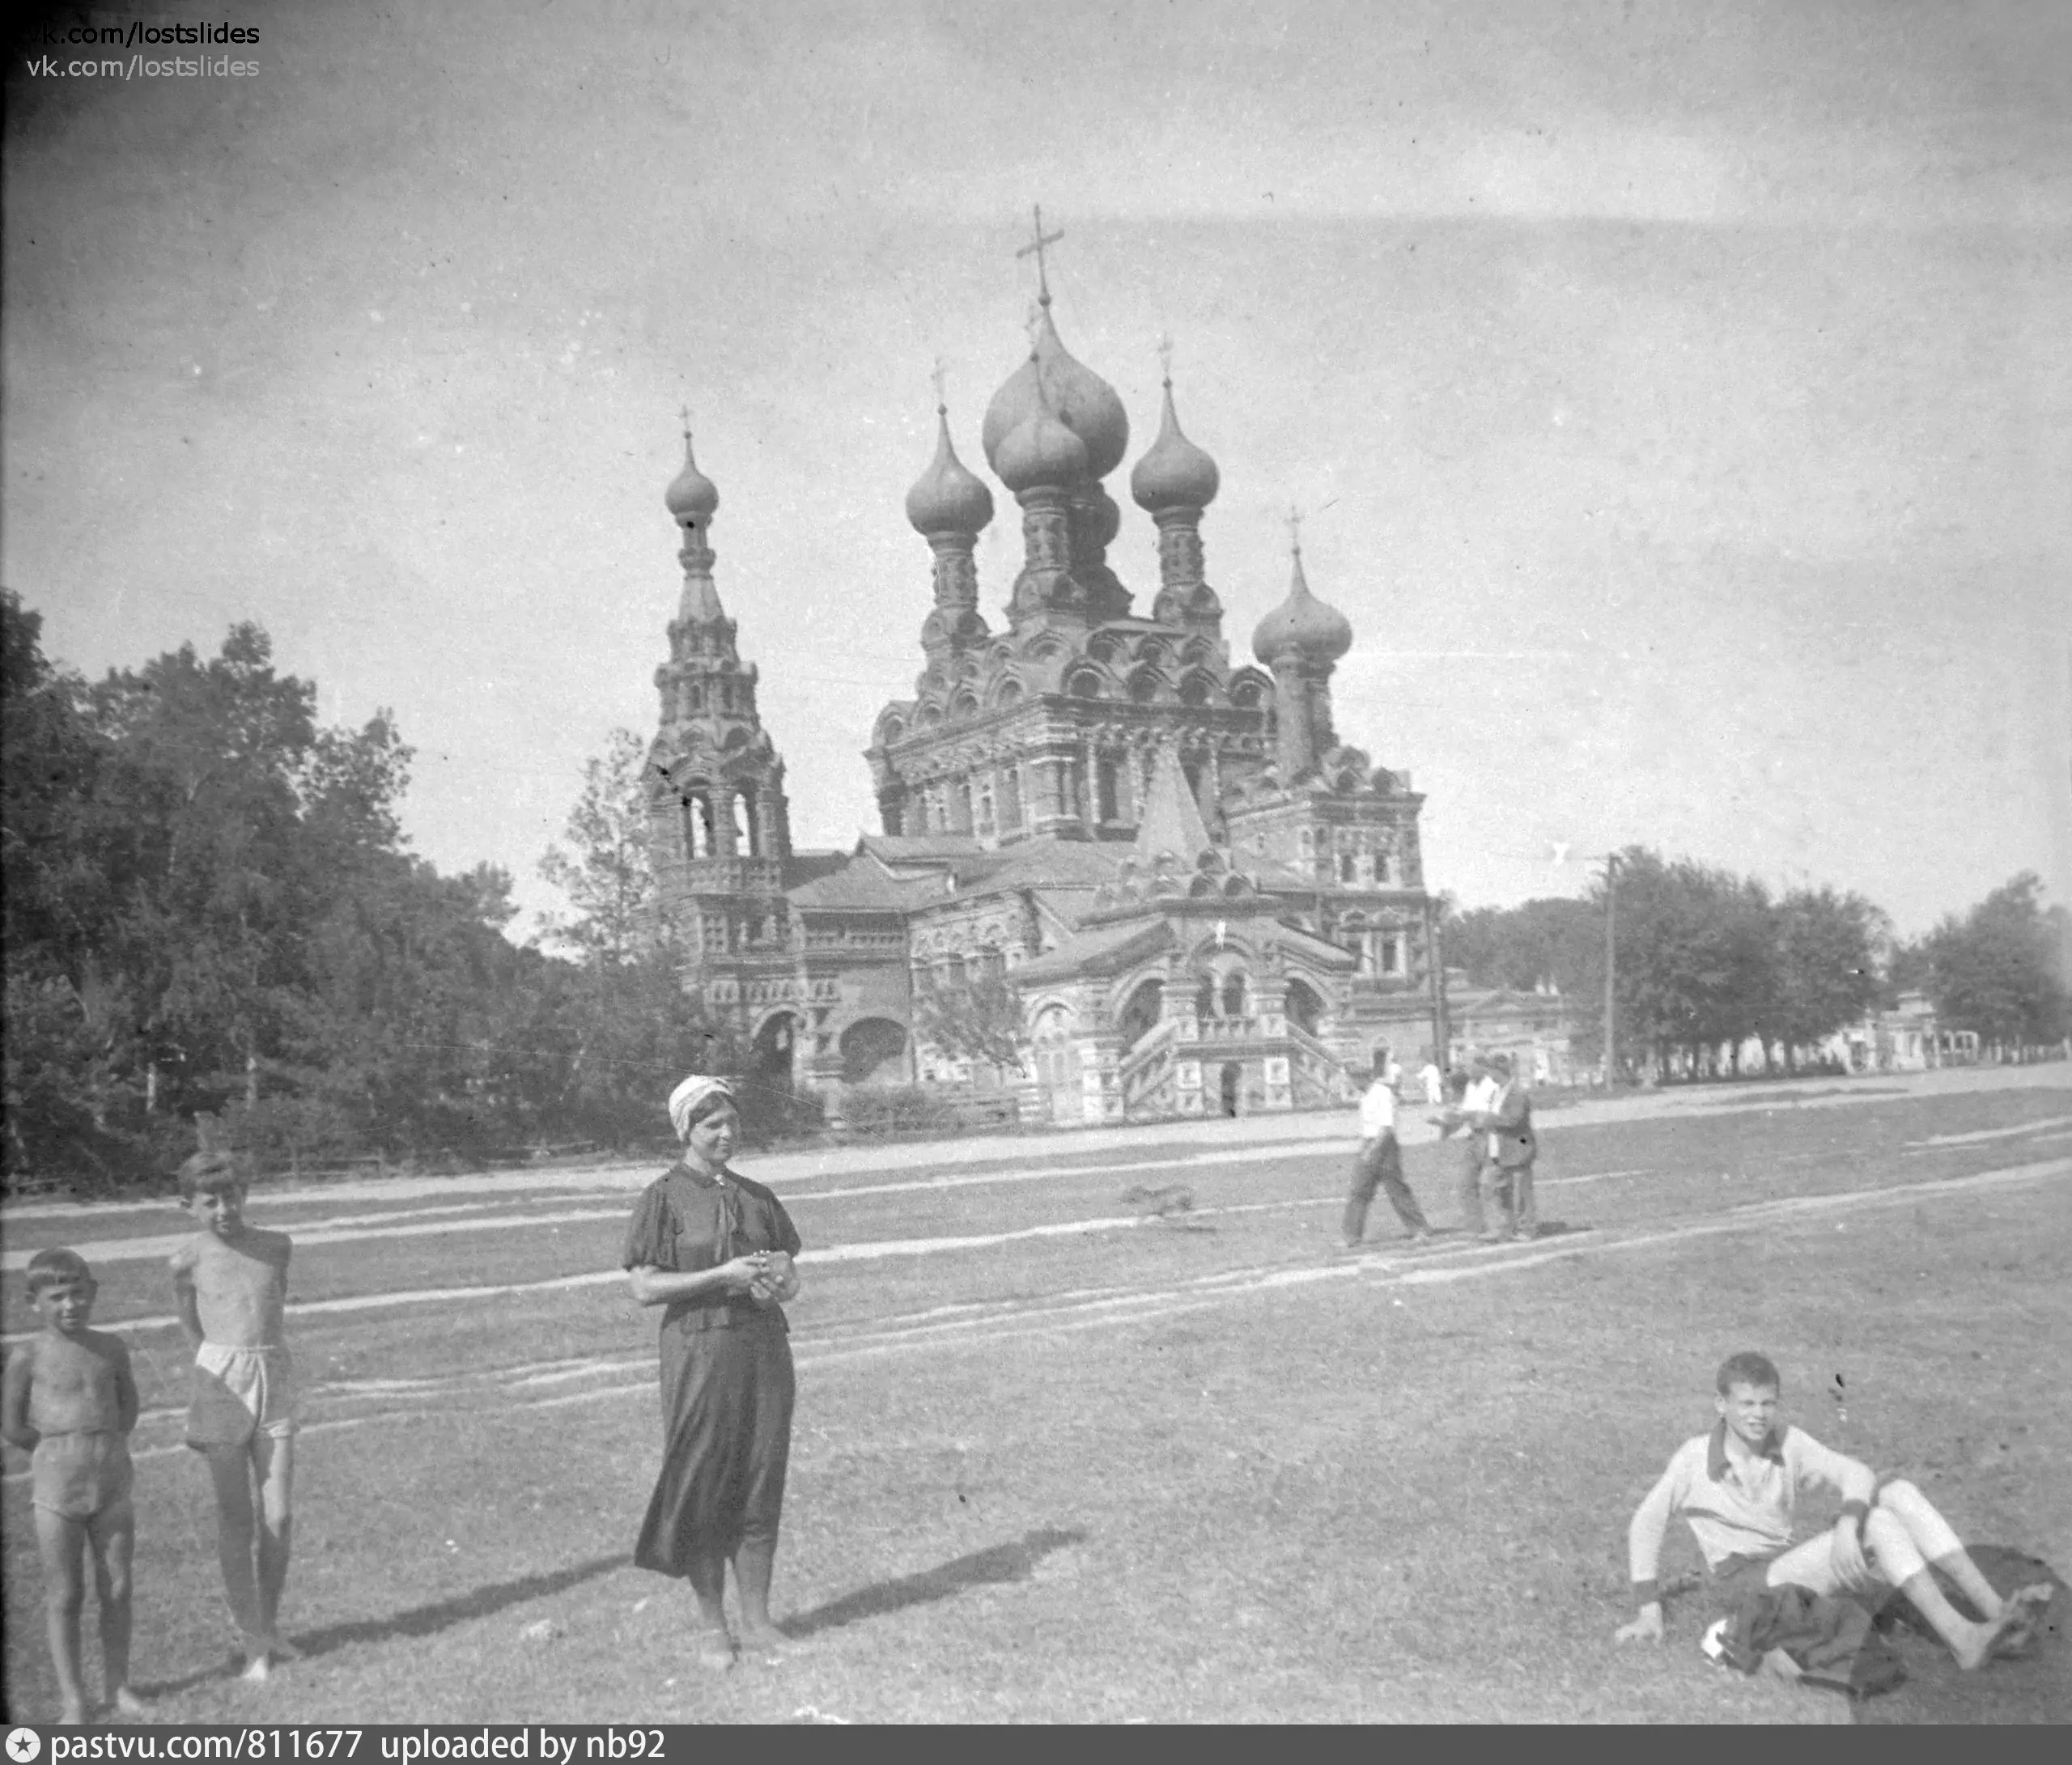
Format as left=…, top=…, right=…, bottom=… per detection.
left=202, top=1445, right=265, bottom=1674
left=250, top=1432, right=296, bottom=1665
left=87, top=1503, right=145, bottom=1716
left=1869, top=1481, right=2052, bottom=1667
left=685, top=1550, right=734, bottom=1669
left=35, top=1507, right=91, bottom=1724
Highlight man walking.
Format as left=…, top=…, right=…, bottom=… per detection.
left=1342, top=1052, right=1431, bottom=1250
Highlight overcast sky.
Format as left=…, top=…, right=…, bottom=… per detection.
left=6, top=0, right=2069, bottom=940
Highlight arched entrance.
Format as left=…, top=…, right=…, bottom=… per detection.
left=1284, top=978, right=1323, bottom=1037
left=750, top=1011, right=800, bottom=1100
left=839, top=1018, right=909, bottom=1086
left=1218, top=1062, right=1242, bottom=1117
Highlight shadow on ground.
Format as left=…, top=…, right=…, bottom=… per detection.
left=1858, top=1546, right=2068, bottom=1725
left=783, top=1526, right=1087, bottom=1640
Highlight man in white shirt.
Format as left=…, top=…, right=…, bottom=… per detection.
left=1418, top=1059, right=1445, bottom=1106
left=1340, top=1053, right=1431, bottom=1250
left=1445, top=1054, right=1502, bottom=1237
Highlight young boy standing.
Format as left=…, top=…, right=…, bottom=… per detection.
left=1617, top=1351, right=2050, bottom=1671
left=169, top=1151, right=299, bottom=1681
left=2, top=1249, right=146, bottom=1723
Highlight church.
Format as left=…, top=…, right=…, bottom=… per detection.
left=640, top=234, right=1447, bottom=1126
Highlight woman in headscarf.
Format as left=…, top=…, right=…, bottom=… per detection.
left=622, top=1076, right=803, bottom=1670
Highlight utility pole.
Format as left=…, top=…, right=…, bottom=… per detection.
left=1603, top=852, right=1619, bottom=1088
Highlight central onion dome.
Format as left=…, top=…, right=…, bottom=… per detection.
left=1130, top=379, right=1221, bottom=511
left=905, top=407, right=995, bottom=535
left=995, top=399, right=1089, bottom=494
left=664, top=430, right=719, bottom=521
left=1252, top=545, right=1352, bottom=665
left=982, top=304, right=1129, bottom=481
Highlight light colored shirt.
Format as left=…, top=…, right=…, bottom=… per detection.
left=1627, top=1423, right=1876, bottom=1602
left=1419, top=1063, right=1444, bottom=1103
left=1357, top=1079, right=1398, bottom=1139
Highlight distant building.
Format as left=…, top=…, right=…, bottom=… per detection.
left=1446, top=980, right=1579, bottom=1086
left=1824, top=990, right=1975, bottom=1073
left=641, top=243, right=1445, bottom=1122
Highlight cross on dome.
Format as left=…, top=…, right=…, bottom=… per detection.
left=1015, top=204, right=1064, bottom=306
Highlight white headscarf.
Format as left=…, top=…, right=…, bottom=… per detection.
left=668, top=1074, right=737, bottom=1142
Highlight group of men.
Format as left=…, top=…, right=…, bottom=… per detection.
left=1342, top=1048, right=1537, bottom=1250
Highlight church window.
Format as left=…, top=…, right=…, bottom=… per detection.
left=683, top=791, right=715, bottom=860
left=687, top=683, right=704, bottom=713
left=1381, top=934, right=1405, bottom=976
left=950, top=781, right=974, bottom=834
left=1129, top=670, right=1158, bottom=705
left=1298, top=829, right=1314, bottom=856
left=1340, top=852, right=1358, bottom=884
left=1220, top=973, right=1248, bottom=1019
left=1068, top=670, right=1102, bottom=700
left=978, top=783, right=996, bottom=837
left=1375, top=849, right=1392, bottom=884
left=1000, top=768, right=1023, bottom=830
left=733, top=790, right=757, bottom=855
left=1178, top=674, right=1210, bottom=708
left=1096, top=756, right=1120, bottom=822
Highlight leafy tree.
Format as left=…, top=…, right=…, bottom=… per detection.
left=538, top=728, right=665, bottom=968
left=1446, top=897, right=1601, bottom=998
left=1760, top=887, right=1887, bottom=1071
left=1922, top=872, right=2071, bottom=1052
left=915, top=970, right=1029, bottom=1074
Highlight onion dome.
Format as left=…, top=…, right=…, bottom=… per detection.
left=664, top=428, right=719, bottom=521
left=1251, top=544, right=1352, bottom=665
left=1130, top=379, right=1221, bottom=511
left=995, top=404, right=1089, bottom=494
left=905, top=407, right=995, bottom=535
left=1083, top=483, right=1121, bottom=546
left=982, top=305, right=1130, bottom=481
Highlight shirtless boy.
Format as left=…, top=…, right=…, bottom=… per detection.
left=1618, top=1352, right=2050, bottom=1672
left=169, top=1151, right=299, bottom=1680
left=2, top=1249, right=146, bottom=1723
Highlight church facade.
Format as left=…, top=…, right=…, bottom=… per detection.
left=641, top=252, right=1446, bottom=1124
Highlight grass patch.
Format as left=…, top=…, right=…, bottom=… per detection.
left=4, top=1083, right=2066, bottom=1722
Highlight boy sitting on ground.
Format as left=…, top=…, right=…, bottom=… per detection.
left=170, top=1150, right=301, bottom=1681
left=2, top=1249, right=146, bottom=1723
left=1617, top=1351, right=2049, bottom=1672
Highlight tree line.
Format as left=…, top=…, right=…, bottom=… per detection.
left=6, top=597, right=2066, bottom=1186
left=2, top=596, right=751, bottom=1190
left=1443, top=848, right=2071, bottom=1080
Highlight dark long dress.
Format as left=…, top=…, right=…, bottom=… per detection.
left=622, top=1163, right=803, bottom=1573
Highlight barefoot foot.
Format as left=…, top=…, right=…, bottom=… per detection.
left=1954, top=1584, right=2053, bottom=1670
left=737, top=1623, right=799, bottom=1662
left=694, top=1629, right=735, bottom=1672
left=57, top=1701, right=88, bottom=1725
left=110, top=1687, right=150, bottom=1718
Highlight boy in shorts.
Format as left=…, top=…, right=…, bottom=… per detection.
left=2, top=1248, right=146, bottom=1723
left=170, top=1150, right=300, bottom=1681
left=1617, top=1351, right=2051, bottom=1671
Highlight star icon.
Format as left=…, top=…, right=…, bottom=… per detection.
left=7, top=1729, right=43, bottom=1762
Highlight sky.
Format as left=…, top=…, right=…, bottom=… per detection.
left=6, top=0, right=2070, bottom=941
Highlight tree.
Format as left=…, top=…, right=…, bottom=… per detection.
left=1922, top=873, right=2071, bottom=1054
left=1446, top=897, right=1601, bottom=998
left=1760, top=887, right=1887, bottom=1071
left=538, top=728, right=664, bottom=968
left=914, top=970, right=1029, bottom=1074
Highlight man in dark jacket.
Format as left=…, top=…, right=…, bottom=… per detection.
left=1467, top=1051, right=1537, bottom=1241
